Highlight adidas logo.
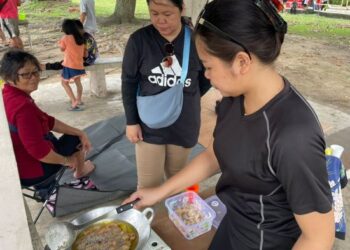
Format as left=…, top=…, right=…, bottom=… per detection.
left=148, top=55, right=192, bottom=87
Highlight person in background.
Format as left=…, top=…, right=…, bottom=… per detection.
left=123, top=0, right=334, bottom=249
left=80, top=0, right=97, bottom=36
left=74, top=19, right=98, bottom=66
left=59, top=19, right=87, bottom=111
left=321, top=0, right=328, bottom=11
left=0, top=0, right=23, bottom=49
left=315, top=0, right=322, bottom=10
left=122, top=0, right=211, bottom=189
left=291, top=0, right=298, bottom=14
left=43, top=20, right=98, bottom=71
left=0, top=50, right=95, bottom=187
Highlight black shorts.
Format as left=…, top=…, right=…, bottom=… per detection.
left=20, top=134, right=81, bottom=187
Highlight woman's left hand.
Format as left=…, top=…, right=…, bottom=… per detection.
left=79, top=132, right=92, bottom=153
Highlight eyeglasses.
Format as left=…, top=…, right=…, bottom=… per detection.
left=194, top=5, right=251, bottom=60
left=194, top=0, right=252, bottom=59
left=162, top=43, right=174, bottom=68
left=194, top=0, right=287, bottom=59
left=17, top=70, right=41, bottom=80
left=196, top=16, right=252, bottom=60
left=255, top=0, right=287, bottom=34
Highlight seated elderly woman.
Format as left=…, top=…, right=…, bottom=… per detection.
left=0, top=50, right=95, bottom=187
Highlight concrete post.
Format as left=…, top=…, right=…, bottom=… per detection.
left=89, top=68, right=108, bottom=98
left=0, top=92, right=33, bottom=249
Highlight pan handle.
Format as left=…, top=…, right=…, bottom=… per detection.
left=116, top=198, right=140, bottom=214
left=142, top=208, right=154, bottom=223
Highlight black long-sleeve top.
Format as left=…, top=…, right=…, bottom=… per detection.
left=121, top=24, right=211, bottom=148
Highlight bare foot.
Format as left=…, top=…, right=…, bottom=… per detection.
left=74, top=160, right=95, bottom=179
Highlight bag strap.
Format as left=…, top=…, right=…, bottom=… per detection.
left=180, top=26, right=191, bottom=86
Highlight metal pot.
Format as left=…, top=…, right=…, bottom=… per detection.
left=70, top=206, right=154, bottom=250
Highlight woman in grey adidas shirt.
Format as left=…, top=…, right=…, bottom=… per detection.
left=124, top=0, right=334, bottom=249
left=122, top=0, right=210, bottom=189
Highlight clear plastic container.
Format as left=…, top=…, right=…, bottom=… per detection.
left=165, top=191, right=216, bottom=240
left=205, top=195, right=227, bottom=229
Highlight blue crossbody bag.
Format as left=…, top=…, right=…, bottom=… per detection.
left=136, top=26, right=191, bottom=129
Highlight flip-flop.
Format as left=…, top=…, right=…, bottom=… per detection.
left=74, top=160, right=95, bottom=179
left=67, top=106, right=84, bottom=111
left=77, top=102, right=85, bottom=106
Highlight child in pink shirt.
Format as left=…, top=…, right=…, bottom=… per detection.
left=59, top=19, right=87, bottom=111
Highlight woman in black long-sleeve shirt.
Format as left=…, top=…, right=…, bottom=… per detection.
left=121, top=0, right=211, bottom=188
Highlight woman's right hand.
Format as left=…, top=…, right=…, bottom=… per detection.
left=126, top=124, right=143, bottom=144
left=122, top=187, right=164, bottom=210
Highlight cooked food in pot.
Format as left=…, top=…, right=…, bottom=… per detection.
left=175, top=204, right=204, bottom=225
left=72, top=220, right=138, bottom=250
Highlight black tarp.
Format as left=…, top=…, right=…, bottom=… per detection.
left=49, top=115, right=204, bottom=217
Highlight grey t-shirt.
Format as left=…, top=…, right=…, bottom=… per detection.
left=80, top=0, right=97, bottom=35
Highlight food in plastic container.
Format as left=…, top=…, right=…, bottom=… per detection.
left=165, top=191, right=216, bottom=240
left=175, top=203, right=203, bottom=225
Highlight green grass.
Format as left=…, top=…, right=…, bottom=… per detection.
left=20, top=1, right=76, bottom=19
left=20, top=1, right=349, bottom=46
left=72, top=0, right=149, bottom=18
left=281, top=13, right=350, bottom=45
left=21, top=0, right=149, bottom=21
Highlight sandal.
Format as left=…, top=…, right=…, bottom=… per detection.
left=67, top=106, right=84, bottom=111
left=73, top=160, right=95, bottom=179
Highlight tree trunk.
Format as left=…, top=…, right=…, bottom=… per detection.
left=108, top=0, right=137, bottom=24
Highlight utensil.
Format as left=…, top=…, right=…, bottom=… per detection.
left=71, top=206, right=154, bottom=250
left=45, top=198, right=140, bottom=250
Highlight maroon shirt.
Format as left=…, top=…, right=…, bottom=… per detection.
left=3, top=84, right=55, bottom=179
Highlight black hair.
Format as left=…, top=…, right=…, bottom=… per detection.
left=0, top=49, right=41, bottom=84
left=62, top=19, right=85, bottom=45
left=74, top=19, right=84, bottom=31
left=194, top=0, right=287, bottom=64
left=146, top=0, right=183, bottom=11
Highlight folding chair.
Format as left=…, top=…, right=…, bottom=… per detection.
left=22, top=167, right=66, bottom=224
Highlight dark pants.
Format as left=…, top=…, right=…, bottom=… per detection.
left=21, top=134, right=81, bottom=187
